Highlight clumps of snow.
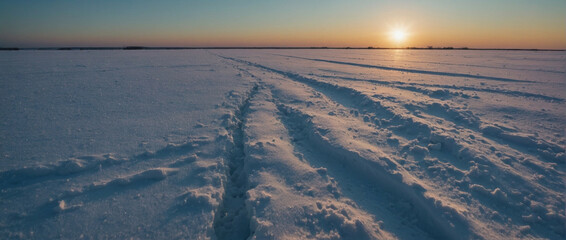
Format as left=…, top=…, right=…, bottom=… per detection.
left=55, top=200, right=81, bottom=213
left=132, top=167, right=177, bottom=180
left=554, top=152, right=566, bottom=163
left=168, top=153, right=199, bottom=168
left=481, top=124, right=565, bottom=162
left=137, top=138, right=210, bottom=159
left=276, top=98, right=468, bottom=239
left=430, top=89, right=451, bottom=98
left=192, top=160, right=224, bottom=188
left=181, top=187, right=223, bottom=208
left=298, top=201, right=374, bottom=240
left=237, top=89, right=394, bottom=239
left=429, top=133, right=460, bottom=154
left=427, top=142, right=442, bottom=151
left=246, top=180, right=389, bottom=240
left=400, top=86, right=474, bottom=100
left=426, top=102, right=480, bottom=127
left=469, top=184, right=508, bottom=203
left=402, top=141, right=430, bottom=158
left=315, top=167, right=328, bottom=176
left=480, top=124, right=504, bottom=136
left=520, top=200, right=566, bottom=236
left=248, top=187, right=273, bottom=205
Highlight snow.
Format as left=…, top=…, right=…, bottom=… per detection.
left=1, top=49, right=565, bottom=239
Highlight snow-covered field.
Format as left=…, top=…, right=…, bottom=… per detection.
left=1, top=49, right=565, bottom=239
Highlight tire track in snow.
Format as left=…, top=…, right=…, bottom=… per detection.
left=213, top=84, right=258, bottom=240
left=313, top=74, right=563, bottom=103
left=279, top=58, right=562, bottom=188
left=287, top=74, right=566, bottom=238
left=220, top=56, right=472, bottom=239
left=282, top=53, right=566, bottom=74
left=222, top=56, right=456, bottom=154
left=274, top=103, right=470, bottom=240
left=236, top=86, right=395, bottom=239
left=220, top=55, right=566, bottom=239
left=313, top=73, right=565, bottom=164
left=236, top=55, right=563, bottom=170
left=274, top=101, right=436, bottom=239
left=225, top=55, right=564, bottom=173
left=277, top=55, right=535, bottom=83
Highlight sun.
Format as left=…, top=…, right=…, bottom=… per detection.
left=386, top=23, right=411, bottom=46
left=391, top=29, right=407, bottom=43
left=390, top=28, right=408, bottom=44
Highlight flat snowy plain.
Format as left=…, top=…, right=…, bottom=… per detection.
left=1, top=49, right=565, bottom=239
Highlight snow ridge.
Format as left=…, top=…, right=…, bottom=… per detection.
left=0, top=154, right=126, bottom=186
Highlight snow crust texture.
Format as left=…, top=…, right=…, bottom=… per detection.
left=1, top=49, right=565, bottom=239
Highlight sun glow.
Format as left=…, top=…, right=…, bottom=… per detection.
left=387, top=23, right=411, bottom=46
left=391, top=29, right=407, bottom=43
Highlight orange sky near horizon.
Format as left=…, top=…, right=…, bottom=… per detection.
left=1, top=0, right=565, bottom=49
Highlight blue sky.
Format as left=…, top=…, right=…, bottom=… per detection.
left=1, top=0, right=565, bottom=48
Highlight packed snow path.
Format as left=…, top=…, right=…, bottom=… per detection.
left=1, top=49, right=565, bottom=239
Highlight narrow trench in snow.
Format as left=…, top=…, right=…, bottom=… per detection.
left=213, top=85, right=258, bottom=240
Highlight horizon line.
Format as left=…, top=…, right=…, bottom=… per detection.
left=1, top=46, right=565, bottom=51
